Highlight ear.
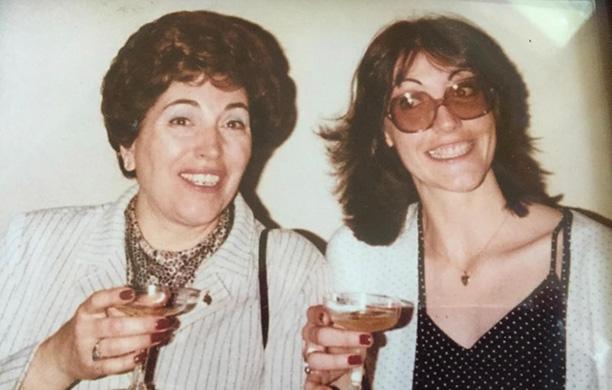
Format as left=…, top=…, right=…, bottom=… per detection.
left=383, top=129, right=394, bottom=148
left=119, top=144, right=136, bottom=172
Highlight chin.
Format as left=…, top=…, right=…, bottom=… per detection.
left=174, top=201, right=225, bottom=228
left=431, top=171, right=489, bottom=193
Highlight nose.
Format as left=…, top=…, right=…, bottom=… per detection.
left=194, top=125, right=221, bottom=160
left=432, top=103, right=461, bottom=133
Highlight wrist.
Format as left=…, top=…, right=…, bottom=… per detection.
left=22, top=337, right=76, bottom=389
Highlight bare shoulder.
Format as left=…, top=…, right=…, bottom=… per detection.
left=523, top=203, right=564, bottom=233
left=504, top=203, right=563, bottom=251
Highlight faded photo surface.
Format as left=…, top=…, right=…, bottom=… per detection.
left=0, top=1, right=610, bottom=389
left=0, top=0, right=610, bottom=237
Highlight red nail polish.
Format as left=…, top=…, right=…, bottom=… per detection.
left=120, top=289, right=134, bottom=300
left=134, top=352, right=147, bottom=364
left=156, top=318, right=174, bottom=330
left=151, top=332, right=171, bottom=343
left=360, top=334, right=372, bottom=345
left=151, top=332, right=167, bottom=343
left=348, top=355, right=363, bottom=365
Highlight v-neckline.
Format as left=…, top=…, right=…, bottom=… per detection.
left=422, top=271, right=560, bottom=350
left=416, top=206, right=570, bottom=350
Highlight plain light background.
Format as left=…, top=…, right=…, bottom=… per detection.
left=0, top=0, right=610, bottom=241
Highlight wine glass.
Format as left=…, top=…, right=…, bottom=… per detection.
left=115, top=285, right=201, bottom=390
left=324, top=292, right=414, bottom=390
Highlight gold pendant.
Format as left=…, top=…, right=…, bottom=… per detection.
left=461, top=273, right=470, bottom=286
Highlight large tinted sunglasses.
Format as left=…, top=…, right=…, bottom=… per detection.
left=387, top=78, right=495, bottom=133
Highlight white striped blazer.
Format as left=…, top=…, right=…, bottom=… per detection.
left=0, top=186, right=328, bottom=389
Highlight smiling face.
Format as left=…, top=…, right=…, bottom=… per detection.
left=383, top=52, right=497, bottom=197
left=120, top=79, right=251, bottom=241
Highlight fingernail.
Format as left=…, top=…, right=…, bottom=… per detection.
left=120, top=289, right=134, bottom=300
left=134, top=352, right=147, bottom=364
left=151, top=332, right=171, bottom=343
left=360, top=334, right=372, bottom=345
left=348, top=355, right=363, bottom=365
left=155, top=318, right=175, bottom=330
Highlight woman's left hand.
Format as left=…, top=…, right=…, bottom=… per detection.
left=302, top=305, right=370, bottom=389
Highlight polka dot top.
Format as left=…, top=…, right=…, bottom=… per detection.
left=412, top=209, right=573, bottom=389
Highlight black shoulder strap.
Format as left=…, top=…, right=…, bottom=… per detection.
left=258, top=229, right=270, bottom=349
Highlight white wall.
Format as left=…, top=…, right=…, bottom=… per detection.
left=1, top=0, right=610, bottom=240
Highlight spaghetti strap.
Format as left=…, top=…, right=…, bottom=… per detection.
left=549, top=208, right=569, bottom=274
left=560, top=210, right=573, bottom=289
left=416, top=204, right=426, bottom=304
left=548, top=208, right=573, bottom=292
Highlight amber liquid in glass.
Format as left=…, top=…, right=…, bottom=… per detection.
left=329, top=306, right=400, bottom=332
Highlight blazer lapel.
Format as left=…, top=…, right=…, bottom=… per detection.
left=75, top=186, right=137, bottom=295
left=178, top=194, right=260, bottom=330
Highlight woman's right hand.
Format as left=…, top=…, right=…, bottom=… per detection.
left=22, top=286, right=178, bottom=389
left=302, top=305, right=373, bottom=390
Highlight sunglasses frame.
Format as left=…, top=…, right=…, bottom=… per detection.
left=386, top=79, right=495, bottom=133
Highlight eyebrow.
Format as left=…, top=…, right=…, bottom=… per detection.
left=163, top=99, right=249, bottom=111
left=448, top=68, right=474, bottom=80
left=398, top=68, right=474, bottom=86
left=226, top=102, right=249, bottom=111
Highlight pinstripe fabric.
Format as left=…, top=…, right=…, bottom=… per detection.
left=0, top=187, right=328, bottom=389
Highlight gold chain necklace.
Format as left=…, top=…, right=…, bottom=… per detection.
left=423, top=211, right=511, bottom=286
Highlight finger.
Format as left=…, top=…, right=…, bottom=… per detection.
left=306, top=350, right=364, bottom=371
left=81, top=287, right=135, bottom=315
left=304, top=325, right=372, bottom=348
left=96, top=316, right=178, bottom=338
left=95, top=330, right=174, bottom=358
left=92, top=350, right=147, bottom=378
left=306, top=368, right=346, bottom=388
left=302, top=341, right=326, bottom=360
left=307, top=305, right=331, bottom=326
left=106, top=306, right=129, bottom=318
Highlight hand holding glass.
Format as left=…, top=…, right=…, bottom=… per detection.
left=324, top=292, right=414, bottom=390
left=115, top=285, right=201, bottom=390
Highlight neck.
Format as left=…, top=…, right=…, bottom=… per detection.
left=134, top=199, right=218, bottom=251
left=418, top=172, right=511, bottom=269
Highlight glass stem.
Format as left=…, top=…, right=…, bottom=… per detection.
left=129, top=349, right=150, bottom=390
left=349, top=365, right=363, bottom=390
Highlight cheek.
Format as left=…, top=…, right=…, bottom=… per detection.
left=391, top=136, right=422, bottom=169
left=226, top=135, right=252, bottom=172
left=144, top=134, right=187, bottom=164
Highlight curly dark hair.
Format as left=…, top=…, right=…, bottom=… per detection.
left=322, top=16, right=561, bottom=246
left=101, top=10, right=296, bottom=178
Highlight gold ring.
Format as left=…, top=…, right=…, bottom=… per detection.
left=303, top=345, right=318, bottom=360
left=92, top=340, right=102, bottom=361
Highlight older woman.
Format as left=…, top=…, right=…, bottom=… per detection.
left=0, top=10, right=326, bottom=389
left=303, top=16, right=611, bottom=389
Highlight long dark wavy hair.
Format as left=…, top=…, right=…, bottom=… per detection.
left=322, top=16, right=561, bottom=246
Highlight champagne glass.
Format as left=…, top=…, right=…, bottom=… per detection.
left=115, top=285, right=201, bottom=390
left=324, top=292, right=414, bottom=390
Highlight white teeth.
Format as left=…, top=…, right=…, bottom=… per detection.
left=180, top=173, right=220, bottom=187
left=428, top=142, right=472, bottom=160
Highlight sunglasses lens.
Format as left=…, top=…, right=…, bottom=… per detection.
left=388, top=78, right=493, bottom=133
left=389, top=91, right=435, bottom=132
left=445, top=79, right=492, bottom=120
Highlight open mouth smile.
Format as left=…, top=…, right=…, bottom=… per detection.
left=180, top=172, right=221, bottom=187
left=427, top=141, right=473, bottom=160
